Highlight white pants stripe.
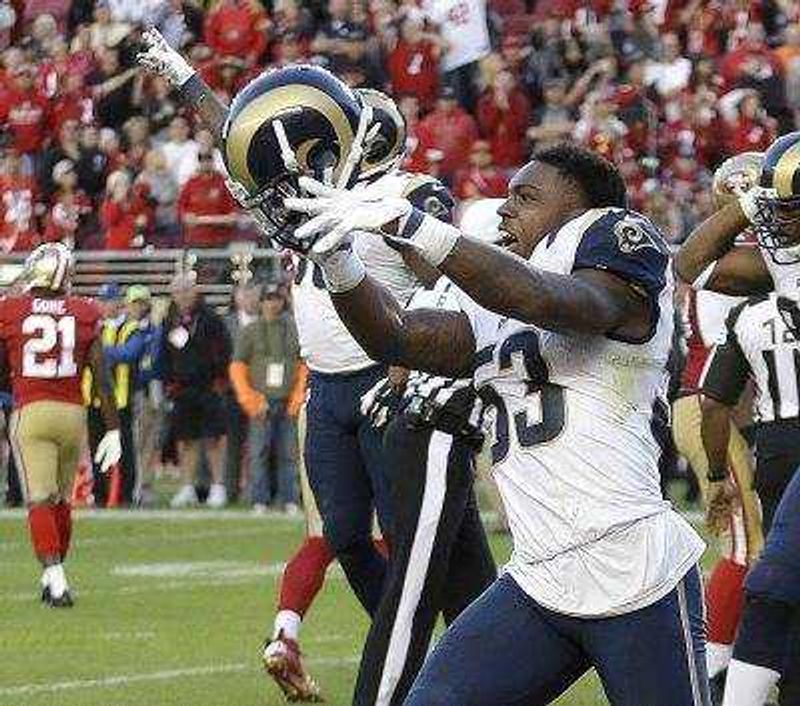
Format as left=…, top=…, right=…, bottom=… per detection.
left=678, top=570, right=704, bottom=706
left=375, top=431, right=451, bottom=706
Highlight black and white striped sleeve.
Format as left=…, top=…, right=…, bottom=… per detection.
left=700, top=302, right=751, bottom=406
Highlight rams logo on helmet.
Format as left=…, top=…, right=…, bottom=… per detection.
left=755, top=131, right=800, bottom=263
left=222, top=64, right=367, bottom=248
left=357, top=88, right=407, bottom=181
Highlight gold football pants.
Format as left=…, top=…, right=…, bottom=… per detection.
left=672, top=394, right=763, bottom=564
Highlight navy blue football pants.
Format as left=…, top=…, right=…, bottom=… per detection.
left=404, top=567, right=710, bottom=706
left=734, top=467, right=800, bottom=704
left=305, top=365, right=392, bottom=615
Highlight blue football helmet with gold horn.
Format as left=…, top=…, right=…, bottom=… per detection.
left=754, top=131, right=800, bottom=264
left=223, top=64, right=373, bottom=249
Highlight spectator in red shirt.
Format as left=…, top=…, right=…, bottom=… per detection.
left=387, top=16, right=441, bottom=111
left=453, top=140, right=509, bottom=200
left=0, top=64, right=49, bottom=159
left=43, top=159, right=92, bottom=247
left=177, top=151, right=239, bottom=247
left=476, top=68, right=531, bottom=169
left=100, top=170, right=152, bottom=250
left=204, top=0, right=269, bottom=66
left=0, top=150, right=41, bottom=252
left=416, top=85, right=479, bottom=182
left=724, top=90, right=777, bottom=155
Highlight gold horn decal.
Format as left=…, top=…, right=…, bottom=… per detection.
left=226, top=85, right=355, bottom=193
left=774, top=142, right=800, bottom=199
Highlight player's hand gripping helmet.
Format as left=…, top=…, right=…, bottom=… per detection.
left=711, top=151, right=764, bottom=209
left=753, top=132, right=800, bottom=264
left=20, top=242, right=73, bottom=293
left=223, top=64, right=373, bottom=249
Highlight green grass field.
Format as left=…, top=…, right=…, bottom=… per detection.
left=0, top=508, right=619, bottom=706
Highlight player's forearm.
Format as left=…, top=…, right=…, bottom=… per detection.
left=331, top=275, right=474, bottom=377
left=675, top=202, right=749, bottom=284
left=439, top=236, right=622, bottom=334
left=700, top=396, right=732, bottom=479
left=175, top=74, right=229, bottom=146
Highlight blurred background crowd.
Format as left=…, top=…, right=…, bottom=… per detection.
left=0, top=0, right=799, bottom=253
left=1, top=0, right=800, bottom=512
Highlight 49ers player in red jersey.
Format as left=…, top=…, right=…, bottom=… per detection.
left=0, top=243, right=121, bottom=607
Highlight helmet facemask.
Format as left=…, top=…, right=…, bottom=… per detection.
left=754, top=192, right=800, bottom=264
left=226, top=104, right=374, bottom=252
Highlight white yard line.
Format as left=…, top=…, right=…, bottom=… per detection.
left=0, top=657, right=359, bottom=697
left=0, top=525, right=289, bottom=553
left=0, top=508, right=305, bottom=522
left=1, top=565, right=345, bottom=603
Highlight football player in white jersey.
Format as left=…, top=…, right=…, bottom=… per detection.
left=283, top=144, right=708, bottom=705
left=136, top=31, right=456, bottom=702
left=677, top=133, right=800, bottom=706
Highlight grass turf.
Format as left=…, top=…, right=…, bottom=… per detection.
left=0, top=508, right=632, bottom=706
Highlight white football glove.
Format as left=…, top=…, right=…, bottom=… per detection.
left=136, top=27, right=195, bottom=88
left=284, top=176, right=412, bottom=258
left=94, top=429, right=122, bottom=474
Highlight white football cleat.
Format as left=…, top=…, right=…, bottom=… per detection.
left=206, top=484, right=227, bottom=509
left=263, top=632, right=323, bottom=702
left=170, top=484, right=198, bottom=508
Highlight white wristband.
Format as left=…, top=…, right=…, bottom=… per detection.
left=320, top=248, right=366, bottom=293
left=691, top=261, right=717, bottom=291
left=398, top=212, right=460, bottom=267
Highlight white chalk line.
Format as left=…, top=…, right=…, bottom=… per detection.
left=0, top=508, right=306, bottom=522
left=0, top=524, right=293, bottom=553
left=1, top=564, right=345, bottom=603
left=0, top=656, right=360, bottom=697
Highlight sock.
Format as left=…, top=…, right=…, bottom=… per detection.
left=274, top=610, right=302, bottom=641
left=53, top=502, right=72, bottom=560
left=706, top=558, right=747, bottom=645
left=45, top=563, right=68, bottom=599
left=277, top=537, right=335, bottom=619
left=28, top=505, right=60, bottom=562
left=707, top=642, right=734, bottom=679
left=373, top=537, right=389, bottom=558
left=722, top=659, right=780, bottom=706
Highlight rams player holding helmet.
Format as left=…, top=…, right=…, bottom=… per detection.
left=137, top=28, right=453, bottom=703
left=678, top=135, right=800, bottom=705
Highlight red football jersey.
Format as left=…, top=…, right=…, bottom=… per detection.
left=0, top=294, right=101, bottom=407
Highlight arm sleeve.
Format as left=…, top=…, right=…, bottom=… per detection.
left=572, top=210, right=669, bottom=300
left=105, top=330, right=148, bottom=365
left=700, top=303, right=751, bottom=406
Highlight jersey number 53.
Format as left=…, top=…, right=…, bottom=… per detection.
left=478, top=330, right=566, bottom=464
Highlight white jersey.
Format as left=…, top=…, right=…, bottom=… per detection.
left=463, top=208, right=704, bottom=617
left=291, top=173, right=422, bottom=374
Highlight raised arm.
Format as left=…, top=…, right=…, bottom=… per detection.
left=675, top=197, right=772, bottom=295
left=137, top=28, right=230, bottom=145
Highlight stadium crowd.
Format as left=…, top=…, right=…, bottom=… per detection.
left=0, top=0, right=798, bottom=254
